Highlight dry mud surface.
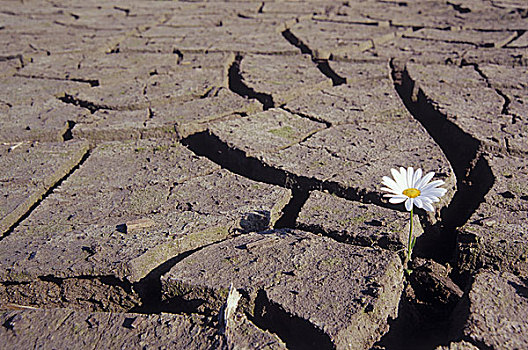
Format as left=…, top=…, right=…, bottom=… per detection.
left=0, top=1, right=527, bottom=349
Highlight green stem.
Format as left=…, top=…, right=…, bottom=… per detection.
left=407, top=207, right=413, bottom=264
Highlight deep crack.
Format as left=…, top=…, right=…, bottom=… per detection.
left=282, top=29, right=346, bottom=86
left=227, top=54, right=274, bottom=110
left=57, top=94, right=106, bottom=114
left=390, top=58, right=494, bottom=259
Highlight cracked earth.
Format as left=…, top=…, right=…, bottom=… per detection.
left=0, top=1, right=527, bottom=349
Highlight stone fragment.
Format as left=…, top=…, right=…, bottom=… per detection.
left=0, top=308, right=222, bottom=349
left=0, top=140, right=89, bottom=235
left=457, top=154, right=528, bottom=276
left=0, top=140, right=290, bottom=310
left=297, top=190, right=423, bottom=251
left=162, top=229, right=404, bottom=350
left=125, top=218, right=155, bottom=232
left=450, top=270, right=528, bottom=349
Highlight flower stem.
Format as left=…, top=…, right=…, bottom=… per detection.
left=407, top=208, right=413, bottom=264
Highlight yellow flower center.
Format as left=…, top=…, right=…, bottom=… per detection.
left=403, top=188, right=421, bottom=198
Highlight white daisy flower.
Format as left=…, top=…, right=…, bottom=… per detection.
left=381, top=167, right=447, bottom=212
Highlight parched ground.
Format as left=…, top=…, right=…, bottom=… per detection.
left=0, top=1, right=527, bottom=349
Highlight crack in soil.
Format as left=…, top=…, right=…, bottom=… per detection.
left=57, top=93, right=107, bottom=114
left=281, top=29, right=346, bottom=86
left=382, top=58, right=496, bottom=349
left=460, top=60, right=519, bottom=119
left=130, top=247, right=204, bottom=315
left=249, top=289, right=335, bottom=350
left=1, top=149, right=91, bottom=241
left=390, top=58, right=495, bottom=261
left=227, top=54, right=274, bottom=110
left=61, top=120, right=76, bottom=141
left=181, top=130, right=396, bottom=210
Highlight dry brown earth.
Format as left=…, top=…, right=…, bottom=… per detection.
left=0, top=1, right=527, bottom=349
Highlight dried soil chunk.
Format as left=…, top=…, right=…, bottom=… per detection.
left=152, top=88, right=262, bottom=139
left=297, top=190, right=423, bottom=251
left=0, top=77, right=89, bottom=142
left=71, top=65, right=224, bottom=111
left=457, top=154, right=528, bottom=276
left=224, top=310, right=287, bottom=350
left=404, top=28, right=517, bottom=48
left=289, top=20, right=411, bottom=59
left=477, top=64, right=528, bottom=155
left=239, top=53, right=332, bottom=105
left=406, top=63, right=512, bottom=155
left=351, top=1, right=463, bottom=28
left=0, top=140, right=290, bottom=310
left=284, top=78, right=407, bottom=126
left=210, top=108, right=326, bottom=154
left=0, top=308, right=221, bottom=349
left=161, top=229, right=404, bottom=350
left=373, top=36, right=475, bottom=64
left=123, top=23, right=295, bottom=54
left=507, top=31, right=528, bottom=48
left=450, top=270, right=528, bottom=350
left=0, top=141, right=89, bottom=235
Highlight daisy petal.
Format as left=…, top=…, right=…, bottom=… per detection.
left=423, top=202, right=434, bottom=212
left=382, top=176, right=402, bottom=193
left=414, top=197, right=423, bottom=209
left=405, top=198, right=413, bottom=211
left=391, top=168, right=405, bottom=188
left=381, top=187, right=399, bottom=194
left=406, top=167, right=414, bottom=189
left=399, top=167, right=407, bottom=187
left=421, top=180, right=445, bottom=191
left=389, top=195, right=407, bottom=204
left=416, top=172, right=434, bottom=189
left=422, top=194, right=440, bottom=202
left=420, top=196, right=434, bottom=204
left=412, top=168, right=422, bottom=188
left=423, top=188, right=447, bottom=197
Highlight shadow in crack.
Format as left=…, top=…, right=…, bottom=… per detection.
left=248, top=289, right=335, bottom=350
left=282, top=29, right=346, bottom=86
left=390, top=58, right=495, bottom=263
left=130, top=248, right=202, bottom=314
left=228, top=54, right=274, bottom=110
